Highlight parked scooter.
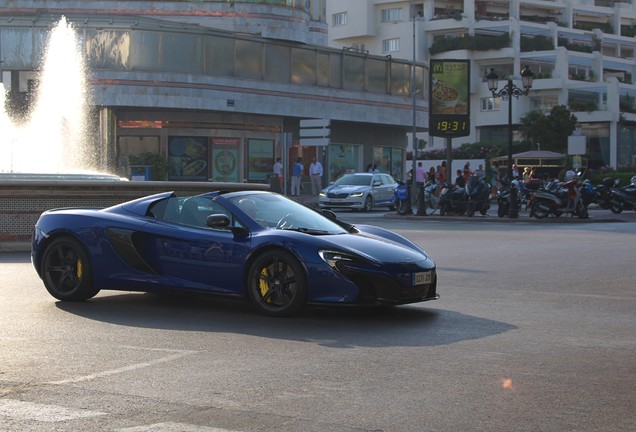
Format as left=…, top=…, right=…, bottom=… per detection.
left=609, top=176, right=636, bottom=213
left=497, top=177, right=521, bottom=218
left=594, top=177, right=619, bottom=209
left=394, top=181, right=410, bottom=215
left=439, top=182, right=468, bottom=216
left=531, top=178, right=589, bottom=219
left=465, top=176, right=491, bottom=217
left=422, top=180, right=443, bottom=213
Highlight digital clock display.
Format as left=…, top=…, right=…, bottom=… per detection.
left=429, top=115, right=470, bottom=137
left=429, top=60, right=470, bottom=138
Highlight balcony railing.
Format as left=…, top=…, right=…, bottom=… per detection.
left=430, top=33, right=510, bottom=55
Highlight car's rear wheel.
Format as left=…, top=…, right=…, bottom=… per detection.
left=247, top=250, right=306, bottom=317
left=41, top=236, right=99, bottom=301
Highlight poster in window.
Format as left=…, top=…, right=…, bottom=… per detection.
left=247, top=139, right=274, bottom=181
left=168, top=136, right=208, bottom=180
left=212, top=147, right=239, bottom=182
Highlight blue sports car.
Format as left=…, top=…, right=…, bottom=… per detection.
left=31, top=190, right=438, bottom=316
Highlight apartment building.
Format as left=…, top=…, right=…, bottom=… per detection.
left=327, top=0, right=636, bottom=170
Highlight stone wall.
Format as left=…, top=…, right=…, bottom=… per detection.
left=0, top=181, right=268, bottom=243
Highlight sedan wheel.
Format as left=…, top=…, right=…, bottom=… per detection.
left=363, top=196, right=373, bottom=212
left=247, top=250, right=306, bottom=317
left=41, top=237, right=99, bottom=301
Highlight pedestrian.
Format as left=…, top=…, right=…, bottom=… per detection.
left=439, top=161, right=446, bottom=183
left=512, top=164, right=520, bottom=179
left=455, top=169, right=466, bottom=188
left=427, top=166, right=436, bottom=183
left=309, top=157, right=323, bottom=196
left=273, top=157, right=283, bottom=190
left=415, top=162, right=425, bottom=186
left=490, top=162, right=499, bottom=199
left=435, top=165, right=442, bottom=183
left=463, top=162, right=473, bottom=182
left=474, top=164, right=485, bottom=179
left=291, top=157, right=303, bottom=196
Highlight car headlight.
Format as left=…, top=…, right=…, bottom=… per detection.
left=319, top=192, right=326, bottom=197
left=350, top=192, right=364, bottom=197
left=319, top=250, right=367, bottom=270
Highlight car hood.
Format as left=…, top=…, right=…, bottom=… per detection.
left=316, top=231, right=429, bottom=265
left=325, top=185, right=369, bottom=194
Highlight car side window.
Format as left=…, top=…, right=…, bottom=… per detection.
left=151, top=196, right=241, bottom=230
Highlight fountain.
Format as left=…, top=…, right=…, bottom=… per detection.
left=0, top=18, right=263, bottom=245
left=0, top=17, right=96, bottom=177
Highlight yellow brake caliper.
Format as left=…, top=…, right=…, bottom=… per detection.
left=76, top=258, right=83, bottom=280
left=259, top=267, right=271, bottom=302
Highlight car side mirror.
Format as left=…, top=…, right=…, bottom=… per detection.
left=206, top=213, right=231, bottom=228
left=372, top=181, right=381, bottom=187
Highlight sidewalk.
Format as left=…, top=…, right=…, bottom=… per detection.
left=292, top=192, right=636, bottom=224
left=3, top=196, right=633, bottom=254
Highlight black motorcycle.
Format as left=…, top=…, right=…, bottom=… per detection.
left=609, top=176, right=636, bottom=214
left=465, top=176, right=491, bottom=217
left=438, top=182, right=467, bottom=216
left=592, top=177, right=618, bottom=209
left=497, top=178, right=522, bottom=218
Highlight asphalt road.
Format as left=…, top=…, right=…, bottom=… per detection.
left=1, top=218, right=635, bottom=431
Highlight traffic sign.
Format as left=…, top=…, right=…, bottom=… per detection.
left=300, top=118, right=330, bottom=146
left=299, top=138, right=329, bottom=146
left=300, top=118, right=330, bottom=128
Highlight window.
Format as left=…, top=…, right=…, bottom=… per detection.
left=382, top=38, right=400, bottom=53
left=481, top=97, right=501, bottom=111
left=333, top=12, right=348, bottom=26
left=381, top=8, right=402, bottom=22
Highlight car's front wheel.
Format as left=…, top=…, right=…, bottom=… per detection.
left=363, top=195, right=373, bottom=212
left=247, top=250, right=307, bottom=317
left=41, top=236, right=99, bottom=301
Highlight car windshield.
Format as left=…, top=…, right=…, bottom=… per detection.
left=333, top=174, right=372, bottom=186
left=227, top=193, right=347, bottom=234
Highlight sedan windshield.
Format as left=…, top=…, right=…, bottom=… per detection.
left=333, top=174, right=372, bottom=186
left=227, top=193, right=347, bottom=234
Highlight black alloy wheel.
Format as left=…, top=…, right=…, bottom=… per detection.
left=247, top=250, right=307, bottom=317
left=41, top=236, right=99, bottom=301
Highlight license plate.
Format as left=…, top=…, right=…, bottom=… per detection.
left=412, top=271, right=432, bottom=285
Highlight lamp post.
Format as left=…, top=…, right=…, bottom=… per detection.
left=486, top=66, right=534, bottom=180
left=408, top=9, right=422, bottom=214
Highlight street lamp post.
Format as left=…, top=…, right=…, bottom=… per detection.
left=486, top=66, right=534, bottom=180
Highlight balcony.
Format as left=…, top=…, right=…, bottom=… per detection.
left=429, top=32, right=510, bottom=55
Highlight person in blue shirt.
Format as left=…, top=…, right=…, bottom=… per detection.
left=291, top=157, right=304, bottom=196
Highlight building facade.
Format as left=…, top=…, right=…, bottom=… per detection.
left=327, top=0, right=636, bottom=170
left=0, top=1, right=428, bottom=184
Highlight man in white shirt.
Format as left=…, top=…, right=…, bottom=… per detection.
left=273, top=157, right=283, bottom=191
left=309, top=157, right=323, bottom=196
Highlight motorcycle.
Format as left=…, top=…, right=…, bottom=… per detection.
left=394, top=181, right=410, bottom=215
left=609, top=176, right=636, bottom=213
left=438, top=182, right=468, bottom=216
left=531, top=178, right=588, bottom=219
left=591, top=177, right=618, bottom=209
left=422, top=180, right=443, bottom=214
left=580, top=179, right=597, bottom=209
left=497, top=178, right=522, bottom=218
left=465, top=176, right=491, bottom=217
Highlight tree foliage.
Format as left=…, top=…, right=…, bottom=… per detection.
left=519, top=105, right=578, bottom=152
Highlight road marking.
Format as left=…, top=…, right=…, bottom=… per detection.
left=116, top=422, right=240, bottom=432
left=0, top=399, right=106, bottom=422
left=46, top=346, right=198, bottom=385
